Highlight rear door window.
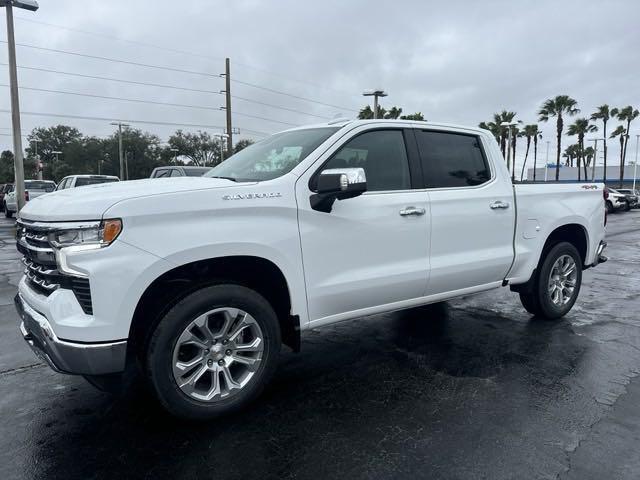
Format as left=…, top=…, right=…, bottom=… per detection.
left=415, top=130, right=491, bottom=188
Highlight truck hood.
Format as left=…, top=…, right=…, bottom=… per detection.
left=19, top=177, right=247, bottom=221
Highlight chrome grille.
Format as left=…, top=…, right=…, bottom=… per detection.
left=16, top=220, right=94, bottom=314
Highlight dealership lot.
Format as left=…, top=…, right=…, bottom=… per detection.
left=1, top=212, right=640, bottom=480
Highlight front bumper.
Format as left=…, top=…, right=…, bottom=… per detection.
left=15, top=293, right=127, bottom=375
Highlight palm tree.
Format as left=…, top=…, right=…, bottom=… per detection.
left=538, top=95, right=580, bottom=181
left=583, top=146, right=595, bottom=179
left=567, top=118, right=597, bottom=181
left=479, top=121, right=501, bottom=143
left=612, top=106, right=639, bottom=187
left=494, top=110, right=517, bottom=160
left=532, top=126, right=542, bottom=181
left=563, top=144, right=581, bottom=178
left=590, top=105, right=611, bottom=182
left=511, top=124, right=521, bottom=181
left=520, top=124, right=542, bottom=181
left=611, top=125, right=628, bottom=184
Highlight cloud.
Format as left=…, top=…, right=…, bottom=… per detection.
left=1, top=0, right=638, bottom=170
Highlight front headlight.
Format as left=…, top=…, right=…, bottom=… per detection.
left=49, top=219, right=122, bottom=249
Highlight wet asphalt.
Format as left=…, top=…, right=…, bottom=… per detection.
left=1, top=212, right=639, bottom=480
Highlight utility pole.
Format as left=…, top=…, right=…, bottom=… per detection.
left=224, top=58, right=232, bottom=154
left=3, top=0, right=39, bottom=211
left=110, top=122, right=129, bottom=180
left=587, top=138, right=605, bottom=183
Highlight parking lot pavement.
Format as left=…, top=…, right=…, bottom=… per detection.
left=1, top=212, right=640, bottom=480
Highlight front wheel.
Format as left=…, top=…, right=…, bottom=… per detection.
left=623, top=201, right=631, bottom=212
left=4, top=206, right=12, bottom=218
left=519, top=242, right=582, bottom=319
left=146, top=284, right=281, bottom=420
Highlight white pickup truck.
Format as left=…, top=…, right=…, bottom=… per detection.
left=14, top=120, right=607, bottom=419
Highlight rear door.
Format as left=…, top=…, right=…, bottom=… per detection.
left=414, top=129, right=515, bottom=295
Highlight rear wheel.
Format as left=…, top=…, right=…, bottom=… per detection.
left=146, top=284, right=281, bottom=420
left=519, top=242, right=582, bottom=319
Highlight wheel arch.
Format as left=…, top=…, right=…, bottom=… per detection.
left=128, top=255, right=300, bottom=363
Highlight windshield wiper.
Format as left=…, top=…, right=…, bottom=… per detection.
left=208, top=176, right=237, bottom=182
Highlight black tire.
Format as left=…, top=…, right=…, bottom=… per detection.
left=623, top=201, right=631, bottom=212
left=605, top=201, right=614, bottom=214
left=519, top=242, right=582, bottom=319
left=146, top=284, right=281, bottom=420
left=5, top=207, right=12, bottom=218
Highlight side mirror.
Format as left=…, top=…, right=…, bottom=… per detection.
left=310, top=168, right=367, bottom=213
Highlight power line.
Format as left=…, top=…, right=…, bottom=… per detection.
left=0, top=40, right=220, bottom=78
left=0, top=63, right=333, bottom=120
left=13, top=15, right=358, bottom=99
left=0, top=83, right=300, bottom=126
left=0, top=109, right=271, bottom=136
left=0, top=62, right=221, bottom=94
left=231, top=78, right=358, bottom=112
left=0, top=41, right=358, bottom=111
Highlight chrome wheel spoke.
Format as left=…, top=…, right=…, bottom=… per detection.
left=175, top=354, right=204, bottom=372
left=221, top=365, right=241, bottom=390
left=234, top=337, right=262, bottom=353
left=178, top=364, right=208, bottom=390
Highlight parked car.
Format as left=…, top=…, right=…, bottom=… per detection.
left=14, top=119, right=607, bottom=419
left=4, top=180, right=56, bottom=218
left=150, top=166, right=212, bottom=178
left=0, top=183, right=13, bottom=212
left=616, top=188, right=639, bottom=208
left=56, top=175, right=119, bottom=190
left=605, top=187, right=630, bottom=213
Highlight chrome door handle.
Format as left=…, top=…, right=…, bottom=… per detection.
left=399, top=206, right=426, bottom=216
left=490, top=201, right=510, bottom=210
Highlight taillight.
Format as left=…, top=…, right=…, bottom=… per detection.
left=24, top=191, right=29, bottom=202
left=603, top=188, right=607, bottom=226
left=603, top=188, right=609, bottom=200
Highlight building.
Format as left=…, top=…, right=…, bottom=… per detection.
left=526, top=164, right=639, bottom=188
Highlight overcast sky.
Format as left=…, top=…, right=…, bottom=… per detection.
left=1, top=0, right=639, bottom=170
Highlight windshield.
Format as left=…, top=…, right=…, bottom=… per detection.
left=25, top=181, right=56, bottom=192
left=205, top=127, right=340, bottom=181
left=75, top=177, right=119, bottom=187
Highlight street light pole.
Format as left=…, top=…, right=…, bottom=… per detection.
left=587, top=138, right=605, bottom=183
left=170, top=148, right=179, bottom=163
left=362, top=89, right=388, bottom=119
left=215, top=134, right=229, bottom=164
left=2, top=0, right=39, bottom=211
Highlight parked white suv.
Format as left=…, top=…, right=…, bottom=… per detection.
left=14, top=120, right=607, bottom=419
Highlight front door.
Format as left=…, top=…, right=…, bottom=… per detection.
left=296, top=127, right=430, bottom=324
